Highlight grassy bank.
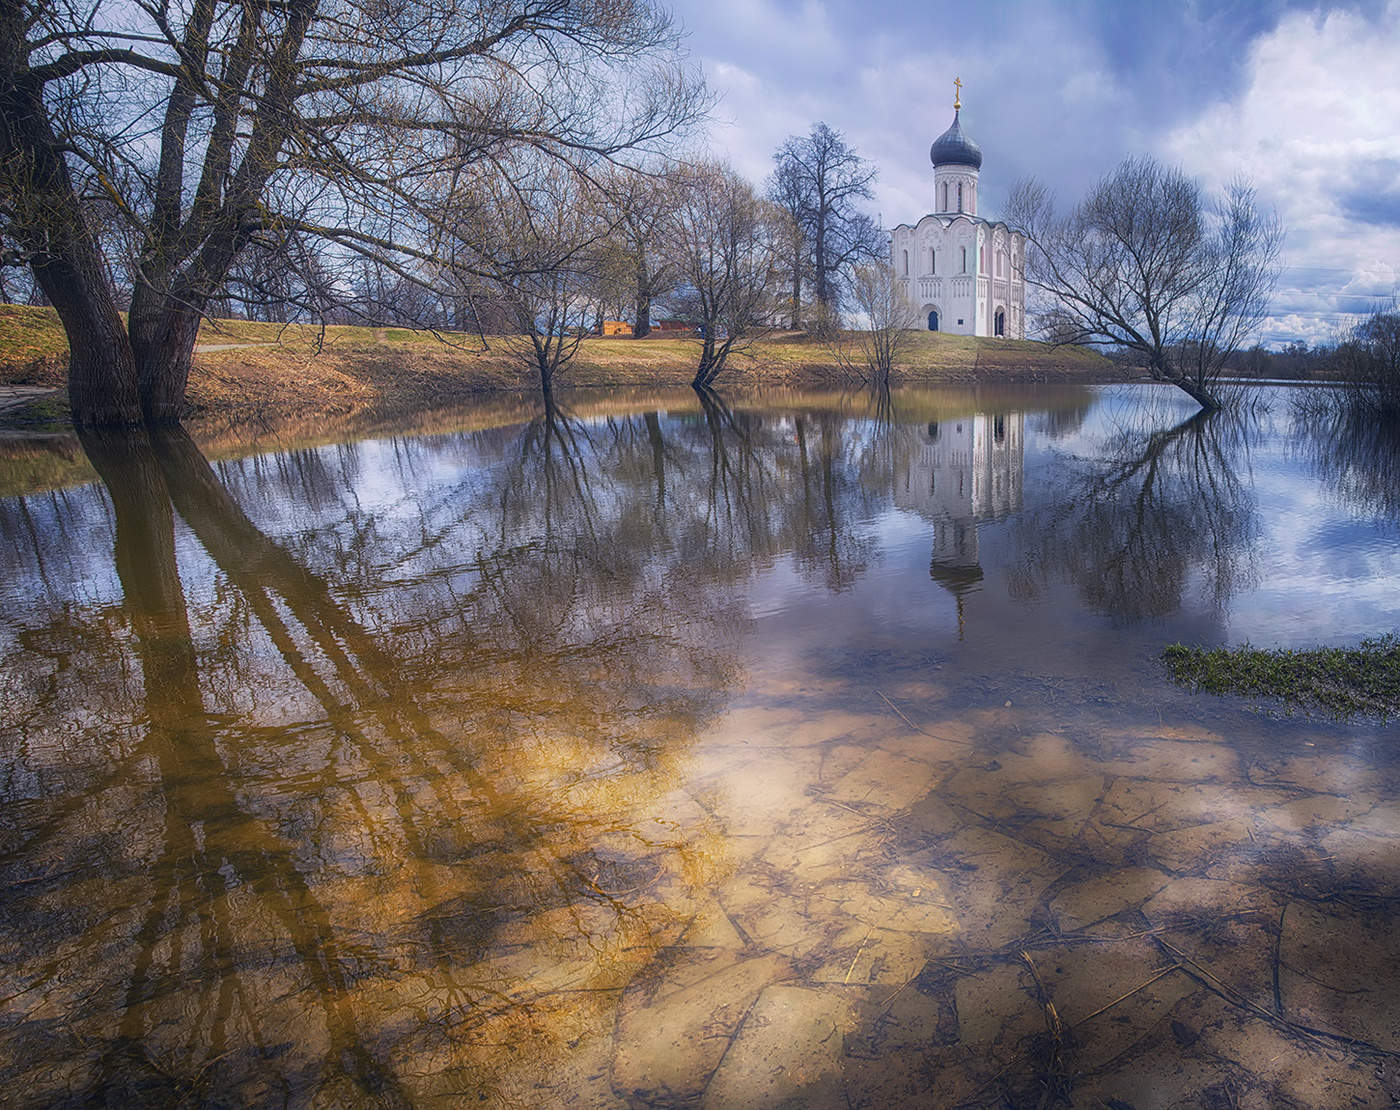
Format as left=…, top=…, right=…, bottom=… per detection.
left=1163, top=638, right=1400, bottom=721
left=0, top=303, right=1120, bottom=421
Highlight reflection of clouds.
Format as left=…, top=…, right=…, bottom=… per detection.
left=1228, top=397, right=1400, bottom=646
left=5, top=386, right=1400, bottom=1103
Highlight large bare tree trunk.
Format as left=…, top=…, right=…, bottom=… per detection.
left=41, top=254, right=145, bottom=427
left=129, top=290, right=205, bottom=425
left=0, top=60, right=143, bottom=426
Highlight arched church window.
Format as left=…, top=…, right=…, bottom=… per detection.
left=941, top=183, right=948, bottom=211
left=961, top=246, right=967, bottom=273
left=930, top=248, right=936, bottom=274
left=902, top=249, right=909, bottom=276
left=957, top=183, right=963, bottom=212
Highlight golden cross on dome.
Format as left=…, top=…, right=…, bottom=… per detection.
left=953, top=77, right=962, bottom=111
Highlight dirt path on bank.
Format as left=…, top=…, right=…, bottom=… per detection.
left=0, top=386, right=58, bottom=417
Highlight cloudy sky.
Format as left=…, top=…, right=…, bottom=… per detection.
left=668, top=0, right=1400, bottom=346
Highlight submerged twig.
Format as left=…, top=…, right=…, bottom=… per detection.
left=1153, top=936, right=1400, bottom=1060
left=875, top=691, right=971, bottom=745
left=844, top=929, right=873, bottom=985
left=1070, top=963, right=1181, bottom=1029
left=879, top=960, right=928, bottom=1008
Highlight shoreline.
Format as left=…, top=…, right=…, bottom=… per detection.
left=0, top=380, right=1119, bottom=500
left=0, top=303, right=1128, bottom=425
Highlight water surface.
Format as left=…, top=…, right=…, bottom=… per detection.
left=2, top=384, right=1399, bottom=1107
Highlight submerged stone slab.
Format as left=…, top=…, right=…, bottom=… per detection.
left=810, top=926, right=930, bottom=988
left=926, top=825, right=1060, bottom=946
left=611, top=950, right=792, bottom=1105
left=1000, top=773, right=1108, bottom=840
left=1092, top=736, right=1239, bottom=782
left=1049, top=866, right=1173, bottom=931
left=1019, top=938, right=1195, bottom=1073
left=951, top=963, right=1039, bottom=1058
left=1139, top=876, right=1280, bottom=925
left=700, top=985, right=852, bottom=1109
left=828, top=750, right=939, bottom=812
left=1280, top=901, right=1400, bottom=1054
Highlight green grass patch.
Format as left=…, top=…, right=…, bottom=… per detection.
left=1162, top=637, right=1400, bottom=721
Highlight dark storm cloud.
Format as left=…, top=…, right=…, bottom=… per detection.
left=1338, top=158, right=1400, bottom=226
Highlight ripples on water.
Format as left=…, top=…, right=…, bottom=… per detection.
left=1, top=384, right=1399, bottom=1107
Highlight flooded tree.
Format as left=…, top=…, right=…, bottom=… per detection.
left=1008, top=399, right=1259, bottom=618
left=1007, top=157, right=1282, bottom=411
left=461, top=158, right=606, bottom=396
left=829, top=260, right=922, bottom=388
left=1334, top=304, right=1400, bottom=422
left=666, top=164, right=781, bottom=389
left=0, top=0, right=705, bottom=426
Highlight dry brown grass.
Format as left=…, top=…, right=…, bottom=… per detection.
left=0, top=305, right=70, bottom=385
left=1, top=306, right=1121, bottom=423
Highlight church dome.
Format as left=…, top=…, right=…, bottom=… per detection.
left=930, top=110, right=982, bottom=170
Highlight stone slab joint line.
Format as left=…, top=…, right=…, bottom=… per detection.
left=1152, top=935, right=1400, bottom=1061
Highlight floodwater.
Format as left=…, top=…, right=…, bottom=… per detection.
left=1, top=384, right=1399, bottom=1108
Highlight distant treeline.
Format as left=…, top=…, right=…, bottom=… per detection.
left=1222, top=341, right=1340, bottom=380
left=1100, top=339, right=1347, bottom=381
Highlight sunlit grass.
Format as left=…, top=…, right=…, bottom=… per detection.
left=1162, top=636, right=1400, bottom=720
left=1, top=303, right=1114, bottom=393
left=0, top=305, right=69, bottom=384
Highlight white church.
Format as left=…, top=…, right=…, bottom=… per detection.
left=890, top=82, right=1026, bottom=339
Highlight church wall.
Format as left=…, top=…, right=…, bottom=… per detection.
left=892, top=218, right=1024, bottom=338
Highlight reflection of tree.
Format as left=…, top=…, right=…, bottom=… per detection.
left=1028, top=397, right=1092, bottom=441
left=1008, top=407, right=1259, bottom=619
left=1294, top=398, right=1400, bottom=523
left=0, top=424, right=745, bottom=1104
left=695, top=388, right=877, bottom=592
left=0, top=392, right=903, bottom=1103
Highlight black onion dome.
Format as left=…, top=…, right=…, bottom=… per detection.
left=929, top=110, right=982, bottom=170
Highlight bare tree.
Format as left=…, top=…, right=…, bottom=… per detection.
left=597, top=165, right=681, bottom=338
left=0, top=0, right=705, bottom=426
left=829, top=260, right=920, bottom=388
left=765, top=156, right=811, bottom=330
left=768, top=123, right=883, bottom=334
left=465, top=158, right=605, bottom=396
left=666, top=163, right=779, bottom=390
left=1334, top=302, right=1400, bottom=421
left=1007, top=156, right=1282, bottom=411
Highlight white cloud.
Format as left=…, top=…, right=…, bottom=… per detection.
left=1165, top=3, right=1400, bottom=343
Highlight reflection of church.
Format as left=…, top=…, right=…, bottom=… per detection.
left=894, top=411, right=1024, bottom=629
